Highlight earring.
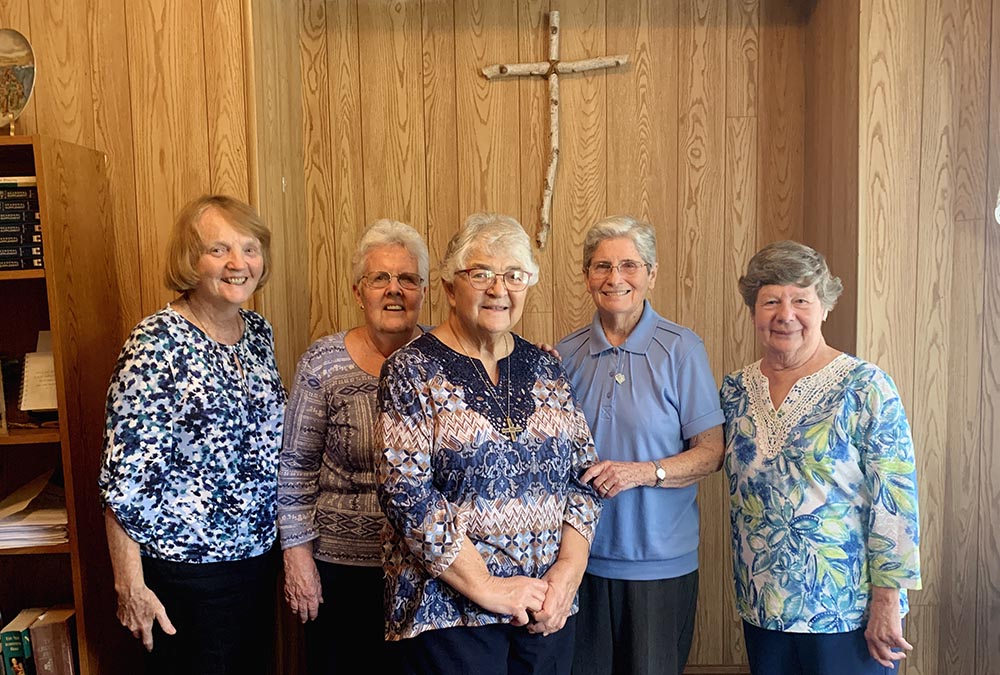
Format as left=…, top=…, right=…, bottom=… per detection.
left=359, top=304, right=365, bottom=310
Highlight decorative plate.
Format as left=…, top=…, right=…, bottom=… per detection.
left=0, top=29, right=35, bottom=125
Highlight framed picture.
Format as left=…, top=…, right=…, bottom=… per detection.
left=0, top=29, right=35, bottom=129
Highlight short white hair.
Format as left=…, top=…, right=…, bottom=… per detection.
left=439, top=213, right=540, bottom=286
left=350, top=219, right=430, bottom=285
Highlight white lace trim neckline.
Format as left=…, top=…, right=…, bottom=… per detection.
left=744, top=353, right=855, bottom=459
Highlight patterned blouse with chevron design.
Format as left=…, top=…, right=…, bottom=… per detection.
left=376, top=332, right=603, bottom=641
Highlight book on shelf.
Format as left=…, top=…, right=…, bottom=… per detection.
left=0, top=201, right=39, bottom=213
left=0, top=257, right=43, bottom=271
left=0, top=233, right=41, bottom=246
left=0, top=212, right=40, bottom=225
left=0, top=472, right=68, bottom=550
left=0, top=186, right=37, bottom=200
left=1, top=607, right=46, bottom=675
left=28, top=606, right=76, bottom=675
left=19, top=352, right=56, bottom=413
left=0, top=223, right=40, bottom=236
left=0, top=246, right=43, bottom=260
left=0, top=176, right=36, bottom=188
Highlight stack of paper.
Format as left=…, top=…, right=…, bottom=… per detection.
left=0, top=471, right=68, bottom=549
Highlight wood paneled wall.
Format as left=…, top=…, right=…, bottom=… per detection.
left=857, top=0, right=1000, bottom=673
left=7, top=0, right=998, bottom=673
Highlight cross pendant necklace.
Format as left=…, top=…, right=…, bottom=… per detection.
left=452, top=324, right=522, bottom=442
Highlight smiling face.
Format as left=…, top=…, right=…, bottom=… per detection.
left=190, top=207, right=263, bottom=309
left=753, top=283, right=829, bottom=365
left=353, top=244, right=426, bottom=338
left=445, top=247, right=527, bottom=342
left=586, top=237, right=657, bottom=328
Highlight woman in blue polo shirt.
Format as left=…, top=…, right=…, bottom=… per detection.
left=557, top=215, right=725, bottom=675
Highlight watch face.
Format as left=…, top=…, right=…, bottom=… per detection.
left=656, top=467, right=666, bottom=479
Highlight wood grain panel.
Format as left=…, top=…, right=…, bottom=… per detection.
left=802, top=0, right=858, bottom=354
left=454, top=0, right=521, bottom=219
left=607, top=0, right=680, bottom=329
left=126, top=0, right=212, bottom=314
left=298, top=0, right=336, bottom=339
left=0, top=0, right=37, bottom=133
left=857, top=0, right=925, bottom=402
left=952, top=0, right=991, bottom=221
left=550, top=0, right=609, bottom=343
left=977, top=4, right=1000, bottom=670
left=326, top=0, right=366, bottom=338
left=421, top=0, right=460, bottom=328
left=722, top=116, right=757, bottom=663
left=757, top=0, right=804, bottom=244
left=678, top=0, right=727, bottom=665
left=358, top=0, right=426, bottom=227
left=249, top=0, right=310, bottom=383
left=909, top=0, right=957, bottom=613
left=203, top=0, right=250, bottom=200
left=88, top=0, right=142, bottom=340
left=517, top=1, right=552, bottom=345
left=937, top=218, right=985, bottom=674
left=902, top=607, right=938, bottom=675
left=726, top=0, right=758, bottom=118
left=32, top=0, right=95, bottom=147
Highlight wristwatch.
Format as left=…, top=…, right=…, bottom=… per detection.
left=651, top=460, right=666, bottom=488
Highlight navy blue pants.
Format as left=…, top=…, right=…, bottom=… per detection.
left=743, top=620, right=900, bottom=675
left=141, top=549, right=277, bottom=675
left=305, top=560, right=400, bottom=674
left=395, top=615, right=577, bottom=675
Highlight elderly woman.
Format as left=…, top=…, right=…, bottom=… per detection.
left=556, top=215, right=725, bottom=675
left=277, top=219, right=428, bottom=673
left=376, top=213, right=602, bottom=674
left=721, top=240, right=921, bottom=674
left=99, top=195, right=285, bottom=674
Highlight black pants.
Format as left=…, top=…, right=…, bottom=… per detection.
left=305, top=560, right=400, bottom=674
left=395, top=616, right=577, bottom=675
left=141, top=549, right=277, bottom=675
left=572, top=571, right=699, bottom=675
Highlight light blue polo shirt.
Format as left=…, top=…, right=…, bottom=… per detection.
left=557, top=301, right=724, bottom=580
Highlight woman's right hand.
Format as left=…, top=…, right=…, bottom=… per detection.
left=478, top=575, right=549, bottom=626
left=283, top=544, right=324, bottom=623
left=115, top=583, right=175, bottom=651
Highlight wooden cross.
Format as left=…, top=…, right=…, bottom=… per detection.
left=483, top=11, right=628, bottom=249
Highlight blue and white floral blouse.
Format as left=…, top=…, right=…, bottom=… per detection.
left=376, top=333, right=602, bottom=641
left=721, top=353, right=921, bottom=633
left=99, top=305, right=286, bottom=564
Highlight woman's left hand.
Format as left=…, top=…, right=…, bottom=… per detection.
left=864, top=587, right=913, bottom=667
left=527, top=562, right=577, bottom=636
left=582, top=460, right=648, bottom=498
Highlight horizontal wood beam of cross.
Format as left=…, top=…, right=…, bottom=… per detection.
left=482, top=11, right=628, bottom=249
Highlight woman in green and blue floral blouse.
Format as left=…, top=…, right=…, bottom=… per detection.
left=721, top=240, right=921, bottom=674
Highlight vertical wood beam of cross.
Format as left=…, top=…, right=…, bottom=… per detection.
left=482, top=11, right=628, bottom=249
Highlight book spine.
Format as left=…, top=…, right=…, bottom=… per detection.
left=0, top=223, right=40, bottom=235
left=0, top=212, right=40, bottom=225
left=0, top=234, right=42, bottom=246
left=0, top=245, right=43, bottom=259
left=0, top=201, right=39, bottom=213
left=0, top=187, right=37, bottom=200
left=1, top=632, right=30, bottom=675
left=0, top=257, right=43, bottom=270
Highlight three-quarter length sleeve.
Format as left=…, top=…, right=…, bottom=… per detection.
left=562, top=396, right=602, bottom=544
left=376, top=352, right=469, bottom=577
left=859, top=370, right=922, bottom=590
left=98, top=326, right=177, bottom=546
left=276, top=345, right=329, bottom=549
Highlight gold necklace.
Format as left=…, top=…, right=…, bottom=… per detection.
left=451, top=323, right=522, bottom=442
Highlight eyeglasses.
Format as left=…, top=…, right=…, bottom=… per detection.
left=361, top=271, right=424, bottom=290
left=456, top=268, right=532, bottom=291
left=588, top=260, right=651, bottom=279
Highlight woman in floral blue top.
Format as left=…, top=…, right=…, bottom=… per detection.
left=99, top=195, right=285, bottom=675
left=721, top=240, right=921, bottom=674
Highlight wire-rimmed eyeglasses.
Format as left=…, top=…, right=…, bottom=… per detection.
left=456, top=268, right=532, bottom=291
left=360, top=271, right=424, bottom=290
left=588, top=260, right=651, bottom=279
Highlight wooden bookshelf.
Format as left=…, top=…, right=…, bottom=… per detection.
left=0, top=136, right=134, bottom=674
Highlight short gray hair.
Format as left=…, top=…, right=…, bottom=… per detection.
left=439, top=213, right=540, bottom=286
left=582, top=215, right=657, bottom=271
left=738, top=240, right=843, bottom=310
left=351, top=219, right=430, bottom=285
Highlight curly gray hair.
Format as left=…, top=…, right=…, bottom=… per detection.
left=738, top=240, right=843, bottom=310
